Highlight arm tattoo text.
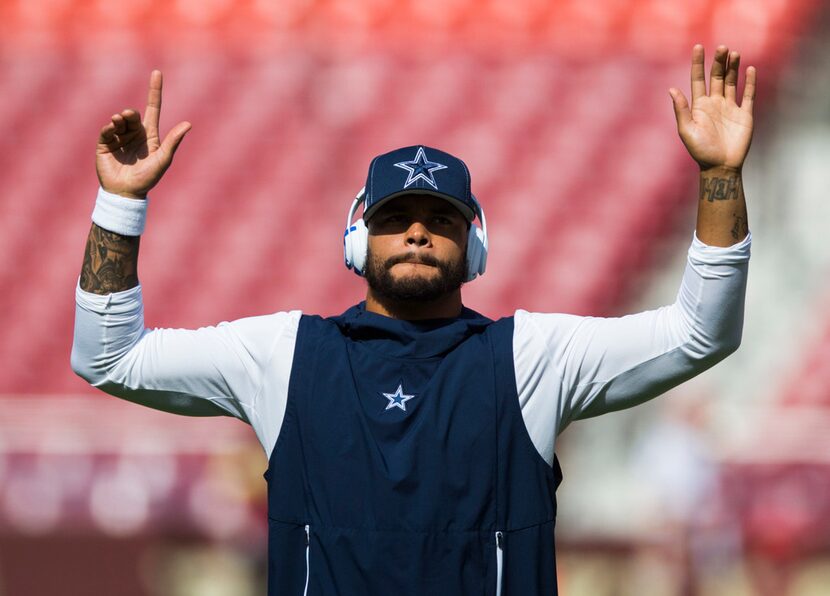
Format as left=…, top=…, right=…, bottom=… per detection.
left=700, top=175, right=741, bottom=202
left=731, top=214, right=749, bottom=241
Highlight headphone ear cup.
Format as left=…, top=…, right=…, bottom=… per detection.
left=344, top=219, right=369, bottom=276
left=465, top=223, right=487, bottom=282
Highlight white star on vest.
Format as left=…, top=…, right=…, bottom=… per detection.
left=382, top=384, right=416, bottom=411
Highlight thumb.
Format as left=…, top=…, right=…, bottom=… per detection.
left=160, top=121, right=192, bottom=162
left=669, top=88, right=692, bottom=130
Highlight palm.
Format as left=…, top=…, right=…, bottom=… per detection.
left=671, top=45, right=756, bottom=171
left=96, top=71, right=191, bottom=199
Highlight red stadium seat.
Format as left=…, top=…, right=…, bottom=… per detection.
left=0, top=0, right=819, bottom=396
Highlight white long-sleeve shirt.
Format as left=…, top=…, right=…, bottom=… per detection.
left=71, top=231, right=751, bottom=466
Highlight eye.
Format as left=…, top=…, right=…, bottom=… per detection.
left=431, top=215, right=453, bottom=225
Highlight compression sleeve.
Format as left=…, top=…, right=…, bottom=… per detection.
left=71, top=280, right=301, bottom=456
left=512, top=230, right=751, bottom=467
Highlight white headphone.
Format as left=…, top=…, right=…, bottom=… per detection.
left=343, top=187, right=488, bottom=282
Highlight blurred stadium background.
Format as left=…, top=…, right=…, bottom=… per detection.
left=0, top=0, right=829, bottom=594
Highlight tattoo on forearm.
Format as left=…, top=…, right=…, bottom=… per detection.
left=700, top=175, right=741, bottom=202
left=79, top=224, right=140, bottom=294
left=731, top=214, right=749, bottom=241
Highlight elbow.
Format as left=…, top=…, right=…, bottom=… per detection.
left=685, top=328, right=742, bottom=366
left=70, top=343, right=109, bottom=386
left=710, top=336, right=741, bottom=364
left=719, top=330, right=743, bottom=358
left=710, top=312, right=745, bottom=360
left=677, top=298, right=745, bottom=365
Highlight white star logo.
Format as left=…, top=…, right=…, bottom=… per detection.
left=393, top=146, right=447, bottom=190
left=382, top=384, right=416, bottom=411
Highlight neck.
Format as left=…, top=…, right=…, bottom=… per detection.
left=365, top=289, right=463, bottom=320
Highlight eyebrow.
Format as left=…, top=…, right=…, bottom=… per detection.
left=431, top=205, right=460, bottom=215
left=418, top=203, right=464, bottom=219
left=382, top=203, right=461, bottom=217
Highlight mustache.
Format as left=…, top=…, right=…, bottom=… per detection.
left=383, top=253, right=442, bottom=268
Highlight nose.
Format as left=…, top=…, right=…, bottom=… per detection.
left=405, top=221, right=431, bottom=247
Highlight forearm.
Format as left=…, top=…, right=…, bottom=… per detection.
left=79, top=223, right=140, bottom=294
left=695, top=166, right=749, bottom=247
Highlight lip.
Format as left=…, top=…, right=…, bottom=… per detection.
left=389, top=252, right=438, bottom=265
left=389, top=261, right=440, bottom=275
left=392, top=261, right=436, bottom=268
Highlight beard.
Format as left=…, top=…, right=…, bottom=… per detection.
left=364, top=246, right=466, bottom=304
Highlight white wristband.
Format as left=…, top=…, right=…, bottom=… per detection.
left=91, top=187, right=149, bottom=236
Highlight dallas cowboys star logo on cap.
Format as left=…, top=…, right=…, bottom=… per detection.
left=382, top=383, right=416, bottom=411
left=393, top=146, right=447, bottom=190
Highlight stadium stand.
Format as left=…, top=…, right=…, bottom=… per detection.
left=0, top=0, right=825, bottom=581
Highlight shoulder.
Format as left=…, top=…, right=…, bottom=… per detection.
left=222, top=309, right=303, bottom=338
left=208, top=310, right=304, bottom=367
left=468, top=309, right=584, bottom=350
left=512, top=309, right=587, bottom=346
left=511, top=309, right=593, bottom=378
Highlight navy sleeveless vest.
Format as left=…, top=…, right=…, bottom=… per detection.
left=264, top=303, right=563, bottom=595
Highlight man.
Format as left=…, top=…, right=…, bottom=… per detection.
left=72, top=45, right=754, bottom=595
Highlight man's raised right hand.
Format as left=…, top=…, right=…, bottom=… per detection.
left=96, top=70, right=191, bottom=200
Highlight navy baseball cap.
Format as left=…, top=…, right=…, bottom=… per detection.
left=362, top=145, right=476, bottom=222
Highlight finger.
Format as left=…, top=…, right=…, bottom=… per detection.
left=98, top=122, right=117, bottom=145
left=670, top=88, right=693, bottom=130
left=122, top=109, right=142, bottom=132
left=741, top=66, right=756, bottom=114
left=111, top=113, right=127, bottom=135
left=159, top=121, right=192, bottom=162
left=724, top=51, right=740, bottom=102
left=710, top=45, right=729, bottom=97
left=143, top=69, right=163, bottom=133
left=691, top=44, right=706, bottom=100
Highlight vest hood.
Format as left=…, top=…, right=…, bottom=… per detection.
left=330, top=301, right=492, bottom=359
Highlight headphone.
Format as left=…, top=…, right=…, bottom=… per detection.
left=343, top=187, right=488, bottom=282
